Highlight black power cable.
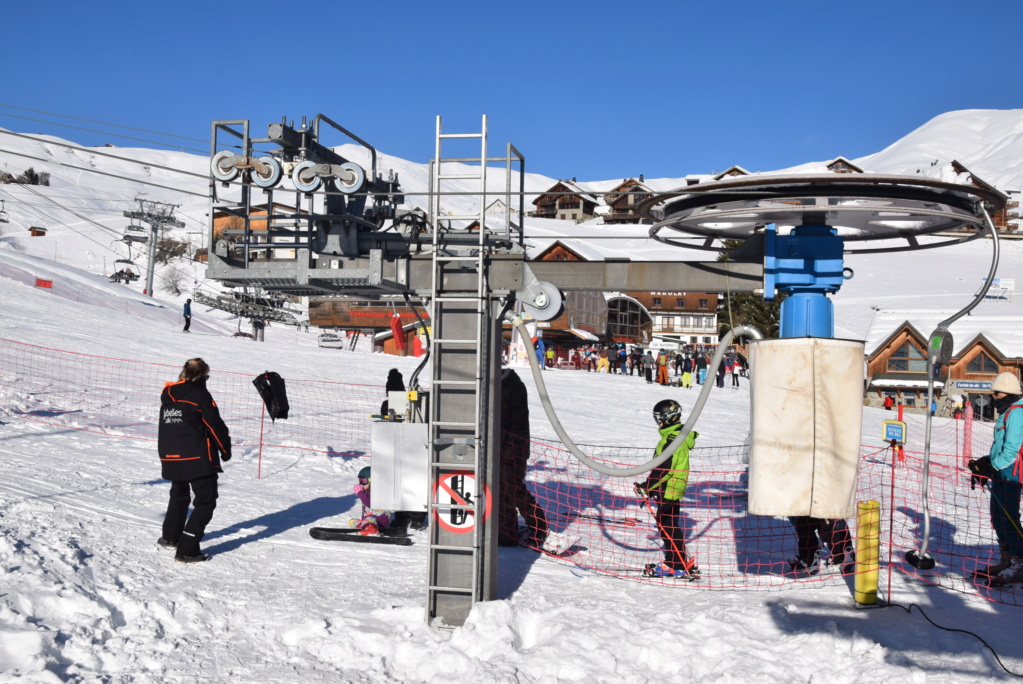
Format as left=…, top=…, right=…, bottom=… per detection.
left=883, top=600, right=1023, bottom=678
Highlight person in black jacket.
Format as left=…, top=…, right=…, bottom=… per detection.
left=157, top=358, right=232, bottom=563
left=498, top=369, right=548, bottom=547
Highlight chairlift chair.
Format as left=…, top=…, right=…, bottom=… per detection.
left=123, top=222, right=149, bottom=244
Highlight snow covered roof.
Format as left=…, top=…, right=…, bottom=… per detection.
left=864, top=308, right=1023, bottom=358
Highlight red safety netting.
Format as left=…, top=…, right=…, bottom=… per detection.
left=0, top=338, right=381, bottom=470
left=516, top=411, right=1021, bottom=605
left=1, top=337, right=1020, bottom=606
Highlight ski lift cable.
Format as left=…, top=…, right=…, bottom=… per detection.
left=0, top=129, right=209, bottom=179
left=14, top=184, right=123, bottom=240
left=507, top=310, right=764, bottom=477
left=7, top=189, right=207, bottom=290
left=0, top=103, right=211, bottom=145
left=0, top=146, right=207, bottom=197
left=907, top=202, right=1000, bottom=570
left=0, top=111, right=210, bottom=155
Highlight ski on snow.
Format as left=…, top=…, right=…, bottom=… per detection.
left=309, top=527, right=413, bottom=545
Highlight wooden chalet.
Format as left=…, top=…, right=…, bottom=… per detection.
left=603, top=177, right=653, bottom=224
left=212, top=203, right=306, bottom=261
left=28, top=226, right=48, bottom=237
left=526, top=241, right=609, bottom=343
left=826, top=157, right=864, bottom=174
left=529, top=180, right=599, bottom=221
left=713, top=166, right=751, bottom=181
left=865, top=320, right=1023, bottom=411
left=949, top=160, right=1016, bottom=232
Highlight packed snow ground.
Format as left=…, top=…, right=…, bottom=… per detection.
left=3, top=247, right=1023, bottom=682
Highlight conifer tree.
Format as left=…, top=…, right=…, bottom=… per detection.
left=716, top=239, right=784, bottom=340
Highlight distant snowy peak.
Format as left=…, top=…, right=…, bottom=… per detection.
left=854, top=109, right=1023, bottom=192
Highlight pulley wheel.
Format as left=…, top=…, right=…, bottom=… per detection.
left=291, top=160, right=322, bottom=193
left=251, top=156, right=283, bottom=189
left=521, top=281, right=564, bottom=322
left=211, top=151, right=240, bottom=183
left=334, top=162, right=366, bottom=195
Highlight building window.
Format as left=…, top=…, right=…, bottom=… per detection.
left=699, top=298, right=708, bottom=309
left=652, top=297, right=662, bottom=308
left=967, top=351, right=999, bottom=374
left=677, top=298, right=685, bottom=308
left=888, top=342, right=926, bottom=372
left=690, top=336, right=697, bottom=343
left=703, top=336, right=711, bottom=344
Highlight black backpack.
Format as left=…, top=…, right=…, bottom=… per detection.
left=253, top=371, right=290, bottom=421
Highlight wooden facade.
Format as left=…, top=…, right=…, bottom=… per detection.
left=950, top=160, right=1017, bottom=232
left=211, top=203, right=307, bottom=262
left=625, top=291, right=718, bottom=345
left=826, top=156, right=864, bottom=174
left=524, top=242, right=608, bottom=341
left=713, top=166, right=751, bottom=180
left=603, top=178, right=653, bottom=224
left=865, top=322, right=1023, bottom=408
left=28, top=226, right=47, bottom=237
left=308, top=300, right=421, bottom=329
left=529, top=180, right=598, bottom=221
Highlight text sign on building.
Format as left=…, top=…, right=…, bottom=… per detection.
left=432, top=472, right=491, bottom=533
left=882, top=419, right=907, bottom=445
left=952, top=381, right=992, bottom=392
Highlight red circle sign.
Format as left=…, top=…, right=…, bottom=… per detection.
left=432, top=471, right=492, bottom=533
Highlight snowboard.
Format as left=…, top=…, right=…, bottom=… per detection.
left=309, top=527, right=413, bottom=546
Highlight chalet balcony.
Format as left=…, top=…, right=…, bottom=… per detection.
left=604, top=211, right=644, bottom=224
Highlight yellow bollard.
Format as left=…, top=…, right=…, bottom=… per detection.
left=854, top=500, right=881, bottom=605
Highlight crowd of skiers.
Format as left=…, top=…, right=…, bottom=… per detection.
left=541, top=342, right=746, bottom=389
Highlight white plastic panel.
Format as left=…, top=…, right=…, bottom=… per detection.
left=748, top=337, right=864, bottom=518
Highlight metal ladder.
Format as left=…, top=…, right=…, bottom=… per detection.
left=425, top=115, right=491, bottom=626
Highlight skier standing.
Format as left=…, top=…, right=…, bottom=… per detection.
left=498, top=369, right=548, bottom=547
left=642, top=350, right=655, bottom=384
left=786, top=517, right=852, bottom=574
left=157, top=358, right=232, bottom=563
left=695, top=353, right=708, bottom=384
left=656, top=350, right=670, bottom=386
left=182, top=298, right=192, bottom=333
left=636, top=399, right=700, bottom=578
left=969, top=372, right=1023, bottom=583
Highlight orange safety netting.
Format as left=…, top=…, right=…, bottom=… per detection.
left=1, top=337, right=1020, bottom=606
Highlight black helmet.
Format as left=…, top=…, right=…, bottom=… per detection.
left=653, top=399, right=682, bottom=427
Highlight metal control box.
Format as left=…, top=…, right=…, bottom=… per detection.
left=371, top=422, right=429, bottom=511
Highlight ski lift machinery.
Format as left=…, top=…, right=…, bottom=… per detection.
left=201, top=113, right=1004, bottom=626
left=636, top=173, right=1007, bottom=573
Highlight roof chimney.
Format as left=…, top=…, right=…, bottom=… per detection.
left=639, top=174, right=644, bottom=183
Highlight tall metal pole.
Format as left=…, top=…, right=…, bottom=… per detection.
left=124, top=199, right=185, bottom=298
left=144, top=221, right=159, bottom=297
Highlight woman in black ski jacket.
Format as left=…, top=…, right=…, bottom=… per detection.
left=157, top=358, right=232, bottom=563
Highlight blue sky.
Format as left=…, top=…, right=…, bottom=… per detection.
left=3, top=0, right=1021, bottom=181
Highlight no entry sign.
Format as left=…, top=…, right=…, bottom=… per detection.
left=432, top=471, right=491, bottom=533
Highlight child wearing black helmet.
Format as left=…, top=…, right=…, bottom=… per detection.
left=636, top=399, right=701, bottom=579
